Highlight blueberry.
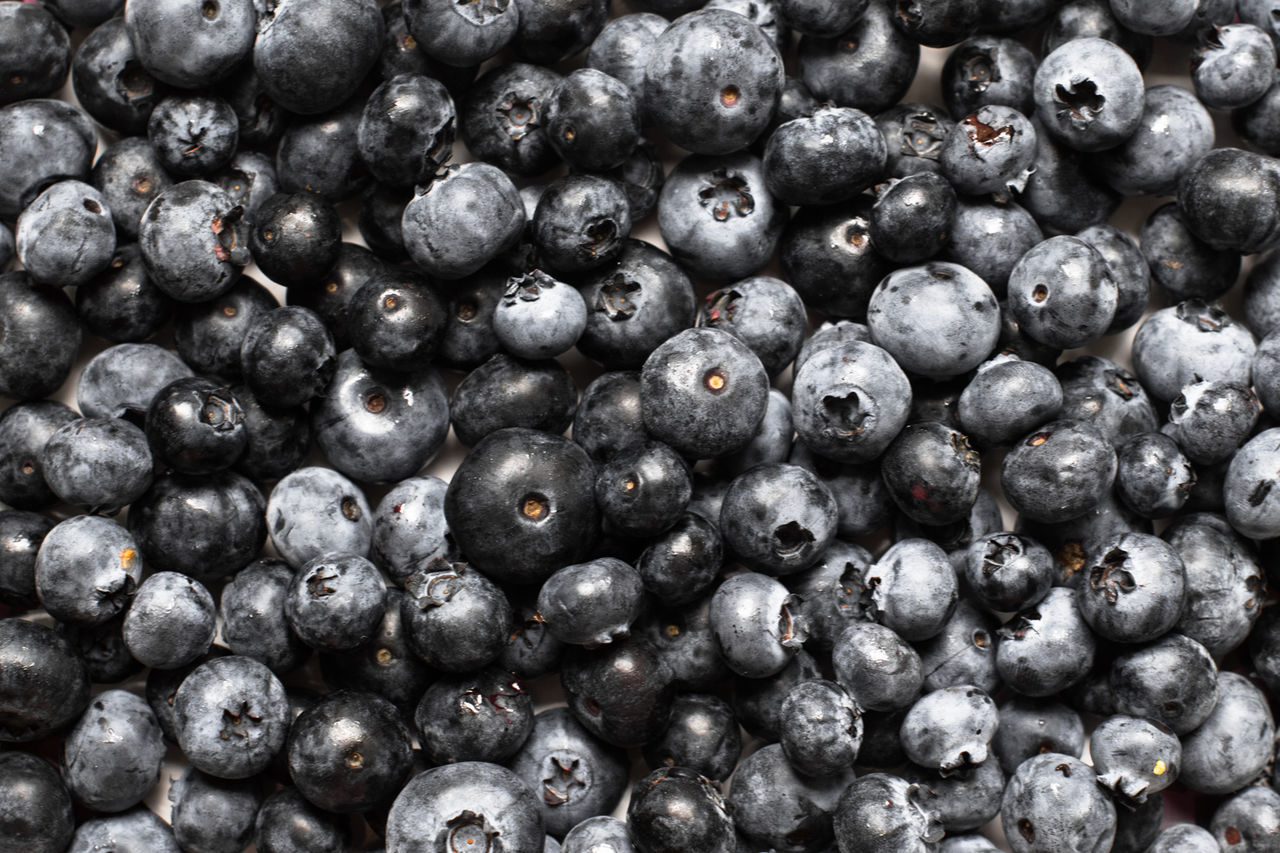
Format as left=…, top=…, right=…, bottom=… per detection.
left=831, top=772, right=944, bottom=853
left=0, top=617, right=90, bottom=742
left=1193, top=24, right=1276, bottom=109
left=254, top=786, right=349, bottom=853
left=1076, top=223, right=1150, bottom=333
left=0, top=1, right=70, bottom=104
left=1115, top=433, right=1195, bottom=519
left=286, top=552, right=386, bottom=653
left=868, top=261, right=1001, bottom=379
left=537, top=558, right=646, bottom=646
left=266, top=466, right=372, bottom=570
left=76, top=245, right=175, bottom=344
left=635, top=511, right=724, bottom=607
left=401, top=162, right=526, bottom=279
left=642, top=693, right=741, bottom=781
left=168, top=767, right=263, bottom=853
left=248, top=192, right=342, bottom=289
left=240, top=305, right=337, bottom=408
left=491, top=271, right=588, bottom=360
left=944, top=198, right=1043, bottom=296
left=508, top=706, right=628, bottom=838
left=1140, top=203, right=1240, bottom=303
left=216, top=150, right=280, bottom=221
left=404, top=0, right=517, bottom=67
left=1047, top=0, right=1154, bottom=65
left=996, top=586, right=1096, bottom=697
left=0, top=99, right=96, bottom=220
left=358, top=73, right=456, bottom=187
left=174, top=276, right=277, bottom=380
left=1033, top=37, right=1145, bottom=152
left=220, top=559, right=311, bottom=674
left=71, top=19, right=166, bottom=136
left=415, top=669, right=532, bottom=765
left=67, top=808, right=181, bottom=853
left=147, top=94, right=239, bottom=179
left=992, top=696, right=1084, bottom=776
left=1210, top=786, right=1280, bottom=852
left=402, top=558, right=511, bottom=672
left=1179, top=148, right=1280, bottom=254
left=777, top=679, right=863, bottom=778
left=961, top=532, right=1053, bottom=613
left=627, top=766, right=735, bottom=853
left=0, top=510, right=52, bottom=609
left=0, top=273, right=82, bottom=401
left=1090, top=715, right=1181, bottom=806
left=460, top=62, right=563, bottom=178
left=513, top=0, right=609, bottom=65
left=500, top=598, right=567, bottom=680
left=275, top=96, right=368, bottom=202
left=173, top=654, right=290, bottom=780
left=35, top=515, right=142, bottom=627
left=1078, top=532, right=1187, bottom=644
left=544, top=69, right=640, bottom=172
left=146, top=376, right=247, bottom=474
left=1002, top=421, right=1117, bottom=523
left=1147, top=825, right=1219, bottom=853
left=1007, top=235, right=1118, bottom=350
left=942, top=35, right=1037, bottom=118
left=868, top=172, right=957, bottom=265
left=369, top=476, right=451, bottom=583
left=941, top=105, right=1037, bottom=195
left=709, top=571, right=806, bottom=678
left=587, top=13, right=673, bottom=104
left=1225, top=428, right=1280, bottom=539
left=1110, top=0, right=1198, bottom=35
left=1055, top=356, right=1158, bottom=448
left=1000, top=753, right=1116, bottom=853
left=765, top=106, right=887, bottom=205
left=128, top=471, right=266, bottom=582
left=792, top=339, right=912, bottom=463
left=532, top=174, right=632, bottom=274
left=40, top=416, right=152, bottom=513
left=908, top=759, right=1005, bottom=835
left=876, top=101, right=954, bottom=177
left=957, top=356, right=1062, bottom=450
left=1098, top=84, right=1215, bottom=196
left=139, top=180, right=249, bottom=303
left=16, top=180, right=116, bottom=288
left=76, top=342, right=192, bottom=421
left=63, top=689, right=164, bottom=813
left=1179, top=671, right=1275, bottom=794
left=123, top=572, right=217, bottom=669
left=832, top=621, right=923, bottom=712
left=780, top=199, right=889, bottom=320
left=798, top=2, right=921, bottom=114
left=561, top=637, right=674, bottom=748
left=0, top=751, right=75, bottom=853
left=253, top=0, right=383, bottom=115
left=657, top=152, right=787, bottom=281
left=1164, top=379, right=1260, bottom=465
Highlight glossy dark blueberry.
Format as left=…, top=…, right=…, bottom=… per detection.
left=77, top=245, right=175, bottom=343
left=139, top=180, right=249, bottom=303
left=658, top=151, right=786, bottom=281
left=560, top=636, right=674, bottom=748
left=962, top=532, right=1054, bottom=613
left=275, top=96, right=368, bottom=202
left=996, top=586, right=1096, bottom=697
left=0, top=616, right=90, bottom=743
left=594, top=442, right=690, bottom=539
left=537, top=558, right=645, bottom=647
left=146, top=376, right=247, bottom=474
left=881, top=422, right=982, bottom=526
left=320, top=587, right=433, bottom=712
left=639, top=597, right=732, bottom=694
left=224, top=384, right=308, bottom=484
left=573, top=371, right=645, bottom=464
left=402, top=162, right=526, bottom=280
left=88, top=139, right=171, bottom=243
left=386, top=762, right=543, bottom=852
left=220, top=559, right=310, bottom=674
left=71, top=18, right=165, bottom=136
left=168, top=767, right=263, bottom=853
left=991, top=696, right=1084, bottom=778
left=957, top=356, right=1062, bottom=450
left=719, top=463, right=838, bottom=576
left=628, top=766, right=734, bottom=853
left=832, top=772, right=944, bottom=853
left=254, top=786, right=349, bottom=853
left=147, top=94, right=238, bottom=179
left=531, top=175, right=631, bottom=275
left=461, top=61, right=562, bottom=177
left=248, top=193, right=342, bottom=290
left=1138, top=203, right=1239, bottom=304
left=585, top=12, right=667, bottom=104
left=0, top=510, right=51, bottom=609
left=415, top=668, right=530, bottom=765
left=915, top=597, right=1000, bottom=695
left=632, top=512, right=722, bottom=608
left=766, top=106, right=887, bottom=205
left=401, top=558, right=511, bottom=672
left=492, top=270, right=588, bottom=360
left=253, top=0, right=383, bottom=115
left=357, top=73, right=455, bottom=187
left=369, top=476, right=450, bottom=584
left=288, top=243, right=388, bottom=351
left=832, top=621, right=923, bottom=712
left=284, top=552, right=386, bottom=653
left=0, top=273, right=81, bottom=401
left=1165, top=379, right=1260, bottom=465
left=875, top=101, right=954, bottom=176
left=500, top=596, right=566, bottom=680
left=868, top=172, right=956, bottom=266
left=0, top=2, right=67, bottom=106
left=779, top=199, right=887, bottom=320
left=239, top=306, right=337, bottom=409
left=0, top=99, right=96, bottom=220
left=1002, top=421, right=1116, bottom=523
left=509, top=706, right=628, bottom=838
left=940, top=199, right=1041, bottom=299
left=173, top=655, right=290, bottom=781
left=219, top=63, right=285, bottom=149
left=0, top=751, right=75, bottom=853
left=1179, top=671, right=1275, bottom=794
left=542, top=68, right=639, bottom=172
left=445, top=428, right=598, bottom=584
left=1001, top=754, right=1116, bottom=853
left=0, top=401, right=75, bottom=510
left=174, top=276, right=277, bottom=380
left=1018, top=125, right=1122, bottom=234
left=637, top=693, right=738, bottom=783
left=799, top=3, right=921, bottom=114
left=1178, top=147, right=1280, bottom=255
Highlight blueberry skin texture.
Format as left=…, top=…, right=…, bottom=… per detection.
left=546, top=69, right=639, bottom=172
left=1055, top=356, right=1158, bottom=449
left=1147, top=825, right=1219, bottom=853
left=147, top=95, right=238, bottom=180
left=288, top=242, right=387, bottom=351
left=508, top=706, right=629, bottom=838
left=1033, top=37, right=1144, bottom=153
left=779, top=0, right=867, bottom=36
left=77, top=342, right=193, bottom=420
left=253, top=0, right=383, bottom=115
left=403, top=0, right=518, bottom=68
left=494, top=270, right=589, bottom=359
left=832, top=621, right=924, bottom=712
left=1193, top=23, right=1275, bottom=110
left=248, top=192, right=343, bottom=290
left=16, top=180, right=115, bottom=288
left=792, top=339, right=912, bottom=463
left=868, top=261, right=1000, bottom=379
left=312, top=350, right=450, bottom=483
left=1179, top=147, right=1280, bottom=254
left=139, top=180, right=249, bottom=303
left=992, top=697, right=1084, bottom=777
left=275, top=97, right=368, bottom=203
left=863, top=538, right=960, bottom=642
left=942, top=35, right=1037, bottom=118
left=1007, top=236, right=1118, bottom=350
left=1090, top=715, right=1181, bottom=805
left=369, top=479, right=451, bottom=586
left=62, top=689, right=164, bottom=813
left=778, top=679, right=863, bottom=778
left=561, top=638, right=674, bottom=749
left=174, top=276, right=278, bottom=381
left=357, top=73, right=455, bottom=187
left=644, top=9, right=782, bottom=155
left=0, top=402, right=72, bottom=510
left=831, top=772, right=944, bottom=853
left=40, top=417, right=152, bottom=514
left=642, top=693, right=740, bottom=782
left=532, top=175, right=632, bottom=274
left=1074, top=223, right=1148, bottom=333
left=220, top=559, right=310, bottom=674
left=1115, top=433, right=1195, bottom=520
left=1179, top=671, right=1275, bottom=794
left=123, top=572, right=217, bottom=669
left=1001, top=753, right=1116, bottom=853
left=573, top=372, right=646, bottom=464
left=321, top=588, right=433, bottom=711
left=1164, top=379, right=1260, bottom=465
left=958, top=356, right=1063, bottom=449
left=402, top=162, right=525, bottom=280
left=1132, top=301, right=1257, bottom=403
left=415, top=669, right=532, bottom=765
left=732, top=646, right=821, bottom=741
left=916, top=598, right=1000, bottom=694
left=1167, top=513, right=1264, bottom=656
left=586, top=13, right=668, bottom=104
left=799, top=2, right=921, bottom=114
left=943, top=198, right=1042, bottom=296
left=561, top=816, right=633, bottom=853
left=779, top=199, right=889, bottom=319
left=882, top=422, right=981, bottom=526
left=657, top=152, right=787, bottom=281
left=640, top=327, right=770, bottom=460
left=0, top=510, right=51, bottom=609
left=71, top=18, right=166, bottom=136
left=963, top=532, right=1054, bottom=613
left=128, top=471, right=266, bottom=583
left=35, top=515, right=141, bottom=627
left=636, top=512, right=724, bottom=607
left=347, top=271, right=447, bottom=371
left=0, top=273, right=82, bottom=401
left=0, top=1, right=69, bottom=104
left=1002, top=421, right=1117, bottom=524
left=254, top=786, right=348, bottom=853
left=240, top=306, right=338, bottom=409
left=628, top=766, right=735, bottom=853
left=146, top=376, right=247, bottom=475
left=1078, top=532, right=1187, bottom=644
left=445, top=428, right=597, bottom=585
left=77, top=245, right=176, bottom=344
left=0, top=751, right=75, bottom=853
left=1139, top=203, right=1239, bottom=303
left=711, top=571, right=809, bottom=679
left=402, top=559, right=511, bottom=671
left=267, top=466, right=372, bottom=570
left=996, top=586, right=1096, bottom=698
left=217, top=150, right=280, bottom=223
left=538, top=558, right=645, bottom=647
left=868, top=171, right=956, bottom=266
left=940, top=105, right=1037, bottom=196
left=732, top=742, right=854, bottom=853
left=1018, top=125, right=1122, bottom=234
left=699, top=276, right=807, bottom=380
left=286, top=553, right=386, bottom=653
left=386, top=762, right=545, bottom=852
left=900, top=685, right=997, bottom=775
left=1248, top=256, right=1280, bottom=339
left=460, top=62, right=563, bottom=178
left=0, top=99, right=96, bottom=220
left=67, top=809, right=181, bottom=853
left=1098, top=85, right=1214, bottom=196
left=876, top=102, right=954, bottom=177
left=1225, top=427, right=1280, bottom=539
left=173, top=655, right=290, bottom=780
left=764, top=106, right=887, bottom=205
left=720, top=463, right=838, bottom=576
left=1213, top=790, right=1280, bottom=853
left=576, top=241, right=697, bottom=371
left=123, top=0, right=254, bottom=89
left=168, top=767, right=263, bottom=853
left=0, top=617, right=90, bottom=743
left=596, top=441, right=692, bottom=539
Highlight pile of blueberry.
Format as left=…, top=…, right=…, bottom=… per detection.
left=10, top=0, right=1280, bottom=850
